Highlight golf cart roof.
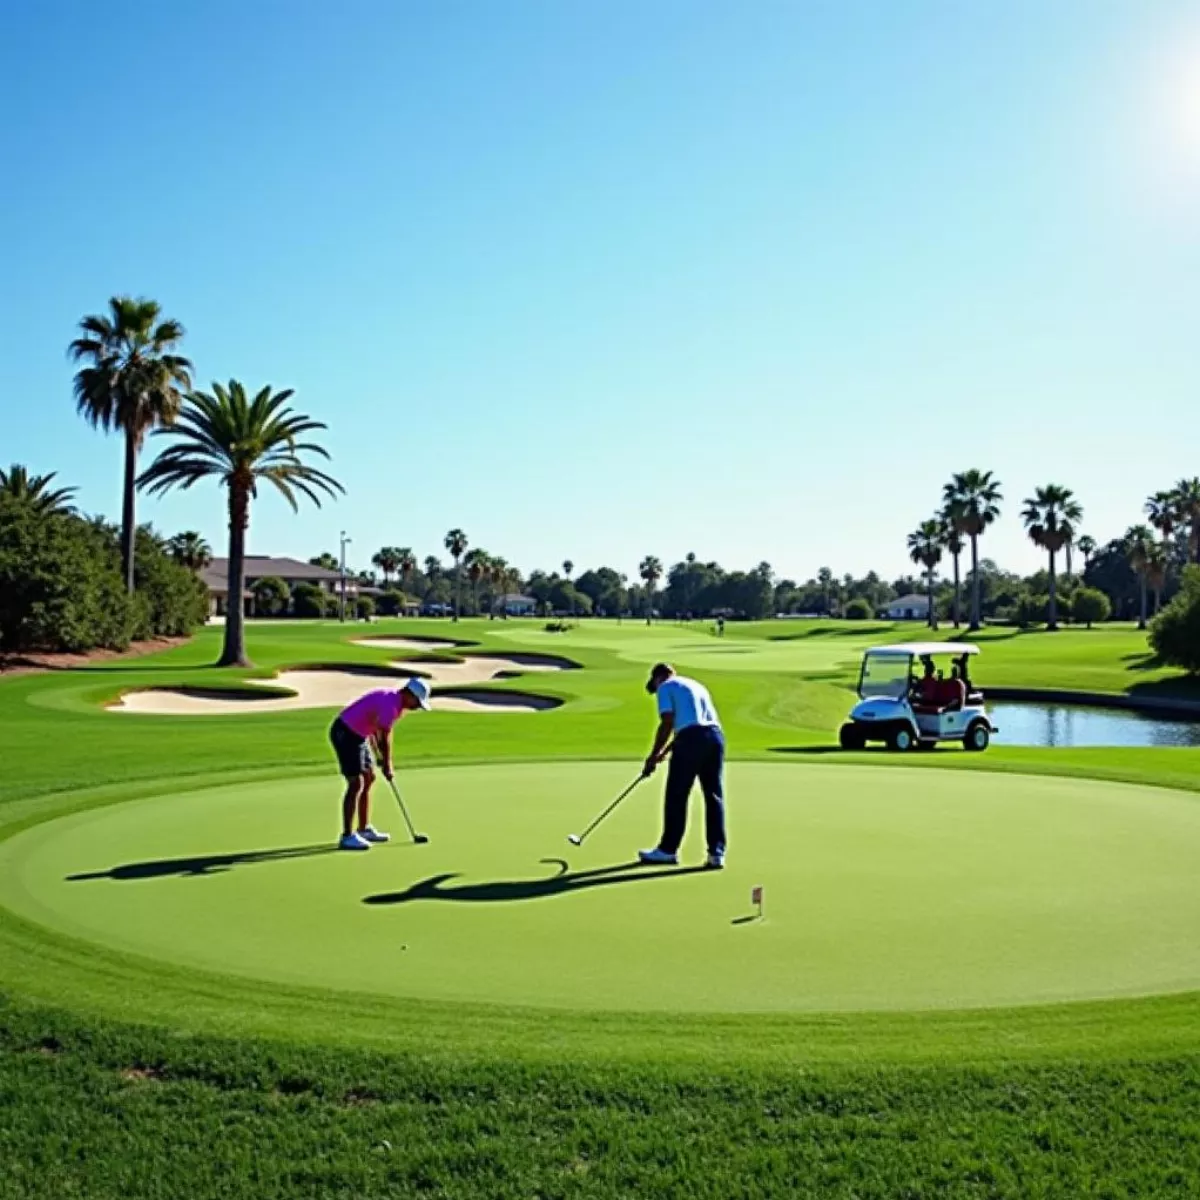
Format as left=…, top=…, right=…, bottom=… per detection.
left=865, top=642, right=980, bottom=659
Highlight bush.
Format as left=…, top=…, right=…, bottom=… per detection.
left=291, top=583, right=329, bottom=619
left=251, top=576, right=290, bottom=618
left=1150, top=566, right=1200, bottom=672
left=544, top=620, right=576, bottom=633
left=1071, top=587, right=1112, bottom=629
left=1015, top=593, right=1050, bottom=628
left=0, top=497, right=132, bottom=653
left=131, top=527, right=209, bottom=638
left=376, top=589, right=407, bottom=617
left=844, top=597, right=873, bottom=621
left=356, top=595, right=376, bottom=620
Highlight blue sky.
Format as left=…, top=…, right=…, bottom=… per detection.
left=3, top=1, right=1199, bottom=583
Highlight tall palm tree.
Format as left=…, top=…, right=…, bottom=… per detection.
left=817, top=566, right=835, bottom=617
left=372, top=547, right=401, bottom=586
left=464, top=548, right=489, bottom=617
left=562, top=559, right=575, bottom=617
left=397, top=548, right=416, bottom=594
left=444, top=529, right=468, bottom=621
left=1146, top=542, right=1168, bottom=617
left=423, top=555, right=441, bottom=582
left=1076, top=534, right=1097, bottom=575
left=69, top=296, right=192, bottom=593
left=1170, top=479, right=1200, bottom=562
left=167, top=530, right=212, bottom=571
left=942, top=470, right=1002, bottom=631
left=1124, top=524, right=1155, bottom=630
left=1021, top=485, right=1082, bottom=632
left=639, top=556, right=663, bottom=625
left=1145, top=490, right=1176, bottom=549
left=488, top=555, right=509, bottom=618
left=138, top=381, right=342, bottom=667
left=0, top=464, right=77, bottom=515
left=907, top=519, right=943, bottom=631
left=939, top=502, right=965, bottom=627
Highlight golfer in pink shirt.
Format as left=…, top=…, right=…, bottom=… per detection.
left=330, top=678, right=431, bottom=850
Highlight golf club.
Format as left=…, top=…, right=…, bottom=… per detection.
left=384, top=775, right=429, bottom=844
left=567, top=775, right=644, bottom=847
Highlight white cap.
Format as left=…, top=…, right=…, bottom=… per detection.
left=403, top=677, right=432, bottom=710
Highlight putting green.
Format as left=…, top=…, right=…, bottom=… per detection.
left=3, top=762, right=1200, bottom=1013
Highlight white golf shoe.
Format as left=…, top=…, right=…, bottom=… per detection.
left=706, top=853, right=725, bottom=870
left=638, top=847, right=679, bottom=865
left=360, top=826, right=390, bottom=844
left=339, top=832, right=371, bottom=851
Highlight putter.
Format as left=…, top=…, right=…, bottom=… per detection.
left=567, top=775, right=644, bottom=847
left=384, top=776, right=429, bottom=844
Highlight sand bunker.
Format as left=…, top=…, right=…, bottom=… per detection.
left=351, top=637, right=460, bottom=652
left=112, top=650, right=572, bottom=716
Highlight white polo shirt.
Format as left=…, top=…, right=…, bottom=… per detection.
left=656, top=675, right=721, bottom=731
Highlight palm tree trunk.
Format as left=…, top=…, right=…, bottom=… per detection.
left=1138, top=576, right=1148, bottom=630
left=1065, top=542, right=1073, bottom=579
left=1047, top=551, right=1058, bottom=631
left=1154, top=585, right=1162, bottom=616
left=951, top=551, right=961, bottom=628
left=969, top=533, right=981, bottom=631
left=219, top=485, right=252, bottom=667
left=927, top=568, right=936, bottom=630
left=121, top=428, right=138, bottom=594
left=453, top=556, right=461, bottom=621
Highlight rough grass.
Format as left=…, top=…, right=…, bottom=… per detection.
left=3, top=617, right=1200, bottom=1196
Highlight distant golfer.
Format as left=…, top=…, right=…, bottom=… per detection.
left=330, top=678, right=431, bottom=850
left=638, top=662, right=727, bottom=869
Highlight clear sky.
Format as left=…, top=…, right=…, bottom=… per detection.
left=3, top=1, right=1199, bottom=584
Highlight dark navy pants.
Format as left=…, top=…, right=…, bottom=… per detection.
left=660, top=725, right=726, bottom=856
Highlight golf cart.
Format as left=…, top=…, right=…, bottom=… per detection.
left=838, top=642, right=995, bottom=752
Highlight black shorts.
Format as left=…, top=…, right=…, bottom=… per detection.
left=330, top=717, right=374, bottom=778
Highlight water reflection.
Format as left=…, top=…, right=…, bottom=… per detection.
left=990, top=701, right=1200, bottom=749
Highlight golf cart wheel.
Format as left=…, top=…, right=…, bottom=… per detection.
left=888, top=725, right=915, bottom=753
left=839, top=723, right=866, bottom=751
left=964, top=721, right=990, bottom=752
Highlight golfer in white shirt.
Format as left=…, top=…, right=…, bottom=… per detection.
left=639, top=662, right=727, bottom=869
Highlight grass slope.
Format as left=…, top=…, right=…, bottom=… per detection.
left=3, top=617, right=1200, bottom=1196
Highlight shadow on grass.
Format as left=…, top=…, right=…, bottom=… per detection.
left=67, top=844, right=336, bottom=882
left=363, top=859, right=708, bottom=906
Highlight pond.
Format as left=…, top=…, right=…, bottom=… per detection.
left=989, top=700, right=1200, bottom=749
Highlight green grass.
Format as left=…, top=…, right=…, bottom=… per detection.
left=4, top=617, right=1200, bottom=1196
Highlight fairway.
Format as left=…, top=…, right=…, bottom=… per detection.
left=5, top=760, right=1200, bottom=1013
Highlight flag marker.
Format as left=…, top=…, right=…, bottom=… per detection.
left=751, top=884, right=764, bottom=920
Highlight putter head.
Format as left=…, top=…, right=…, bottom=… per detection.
left=413, top=834, right=430, bottom=845
left=567, top=834, right=582, bottom=846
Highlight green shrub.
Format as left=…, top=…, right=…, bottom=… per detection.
left=291, top=583, right=329, bottom=619
left=1150, top=566, right=1200, bottom=672
left=1015, top=593, right=1049, bottom=628
left=252, top=576, right=290, bottom=617
left=0, top=497, right=133, bottom=653
left=844, top=597, right=873, bottom=621
left=376, top=589, right=407, bottom=617
left=544, top=620, right=576, bottom=633
left=1071, top=587, right=1112, bottom=629
left=356, top=595, right=376, bottom=620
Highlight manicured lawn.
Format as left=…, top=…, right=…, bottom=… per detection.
left=3, top=617, right=1200, bottom=1196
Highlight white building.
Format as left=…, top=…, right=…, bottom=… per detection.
left=884, top=593, right=930, bottom=621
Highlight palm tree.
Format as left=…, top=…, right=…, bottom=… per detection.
left=1076, top=534, right=1097, bottom=575
left=1146, top=542, right=1168, bottom=617
left=907, top=519, right=943, bottom=631
left=817, top=566, right=835, bottom=617
left=138, top=381, right=342, bottom=667
left=939, top=503, right=965, bottom=627
left=310, top=552, right=338, bottom=570
left=423, top=555, right=441, bottom=582
left=1146, top=490, right=1177, bottom=549
left=0, top=464, right=77, bottom=515
left=1124, top=524, right=1155, bottom=630
left=372, top=547, right=401, bottom=586
left=464, top=548, right=489, bottom=617
left=562, top=559, right=575, bottom=617
left=1171, top=479, right=1200, bottom=562
left=397, top=548, right=416, bottom=594
left=639, top=556, right=663, bottom=625
left=167, top=530, right=212, bottom=571
left=444, top=529, right=469, bottom=621
left=942, top=470, right=1002, bottom=631
left=488, top=555, right=509, bottom=618
left=69, top=296, right=192, bottom=593
left=1021, top=485, right=1082, bottom=632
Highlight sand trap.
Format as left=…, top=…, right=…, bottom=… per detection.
left=351, top=637, right=460, bottom=652
left=112, top=652, right=571, bottom=716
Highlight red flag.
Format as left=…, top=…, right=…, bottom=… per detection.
left=751, top=885, right=763, bottom=906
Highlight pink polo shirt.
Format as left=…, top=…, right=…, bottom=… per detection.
left=339, top=689, right=406, bottom=738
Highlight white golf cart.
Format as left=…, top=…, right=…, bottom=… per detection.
left=838, top=642, right=995, bottom=752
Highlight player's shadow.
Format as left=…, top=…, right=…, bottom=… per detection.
left=363, top=858, right=708, bottom=906
left=66, top=844, right=335, bottom=882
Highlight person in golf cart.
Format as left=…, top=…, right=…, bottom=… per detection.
left=911, top=656, right=966, bottom=714
left=329, top=678, right=431, bottom=851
